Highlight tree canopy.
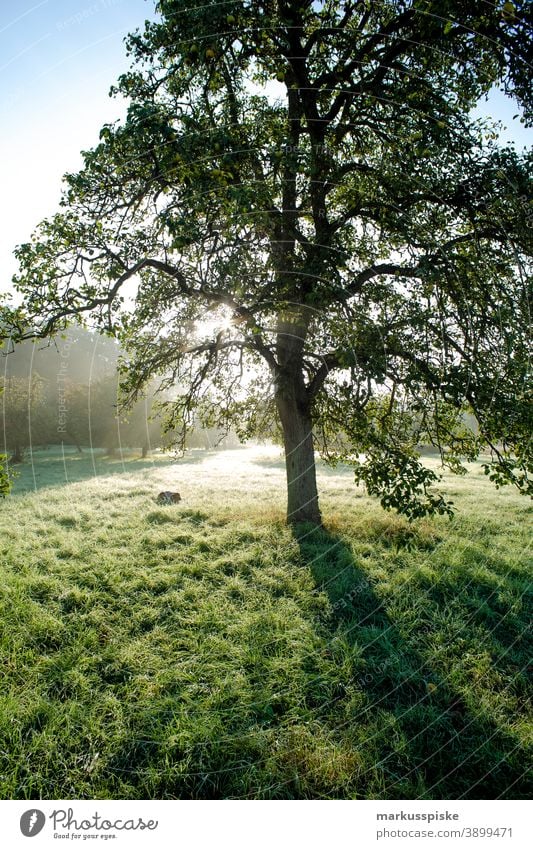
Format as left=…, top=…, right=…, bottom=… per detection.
left=4, top=0, right=532, bottom=523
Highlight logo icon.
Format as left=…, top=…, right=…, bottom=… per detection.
left=20, top=810, right=46, bottom=837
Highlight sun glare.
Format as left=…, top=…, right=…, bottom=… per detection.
left=196, top=307, right=235, bottom=338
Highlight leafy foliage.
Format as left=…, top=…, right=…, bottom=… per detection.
left=4, top=0, right=532, bottom=520
left=0, top=460, right=9, bottom=498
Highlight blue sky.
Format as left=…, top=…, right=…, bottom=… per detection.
left=1, top=0, right=531, bottom=288
left=0, top=0, right=156, bottom=286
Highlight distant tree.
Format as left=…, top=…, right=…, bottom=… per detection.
left=85, top=376, right=122, bottom=456
left=34, top=375, right=121, bottom=456
left=82, top=374, right=156, bottom=456
left=59, top=381, right=91, bottom=452
left=119, top=389, right=164, bottom=457
left=5, top=0, right=532, bottom=524
left=0, top=376, right=50, bottom=463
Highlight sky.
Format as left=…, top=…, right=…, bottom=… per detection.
left=0, top=0, right=531, bottom=290
left=0, top=0, right=157, bottom=287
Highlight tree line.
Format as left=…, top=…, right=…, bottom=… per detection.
left=0, top=328, right=237, bottom=469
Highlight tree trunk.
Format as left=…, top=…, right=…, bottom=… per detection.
left=66, top=431, right=83, bottom=453
left=10, top=445, right=24, bottom=464
left=276, top=378, right=321, bottom=526
left=141, top=443, right=148, bottom=459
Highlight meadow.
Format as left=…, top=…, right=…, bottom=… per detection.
left=0, top=445, right=531, bottom=799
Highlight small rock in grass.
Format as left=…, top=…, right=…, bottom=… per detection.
left=156, top=491, right=182, bottom=505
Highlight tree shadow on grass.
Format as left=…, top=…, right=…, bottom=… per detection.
left=8, top=447, right=209, bottom=494
left=418, top=551, right=533, bottom=684
left=293, top=522, right=532, bottom=800
left=46, top=517, right=529, bottom=800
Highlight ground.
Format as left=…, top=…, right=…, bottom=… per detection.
left=0, top=445, right=531, bottom=799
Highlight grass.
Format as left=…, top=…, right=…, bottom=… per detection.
left=0, top=445, right=531, bottom=799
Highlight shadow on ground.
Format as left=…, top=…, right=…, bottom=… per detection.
left=293, top=523, right=532, bottom=799
left=7, top=447, right=210, bottom=493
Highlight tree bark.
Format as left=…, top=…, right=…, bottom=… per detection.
left=276, top=373, right=321, bottom=526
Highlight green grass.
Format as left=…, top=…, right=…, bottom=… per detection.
left=0, top=446, right=531, bottom=799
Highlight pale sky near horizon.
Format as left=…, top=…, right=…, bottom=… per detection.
left=1, top=0, right=531, bottom=291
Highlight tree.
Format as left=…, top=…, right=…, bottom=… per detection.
left=58, top=380, right=91, bottom=452
left=5, top=0, right=532, bottom=524
left=0, top=375, right=51, bottom=463
left=0, top=455, right=9, bottom=497
left=84, top=375, right=122, bottom=456
left=118, top=386, right=166, bottom=457
left=83, top=374, right=163, bottom=456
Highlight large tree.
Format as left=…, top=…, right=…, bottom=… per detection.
left=4, top=0, right=532, bottom=523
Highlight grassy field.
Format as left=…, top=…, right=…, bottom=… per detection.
left=0, top=445, right=531, bottom=799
